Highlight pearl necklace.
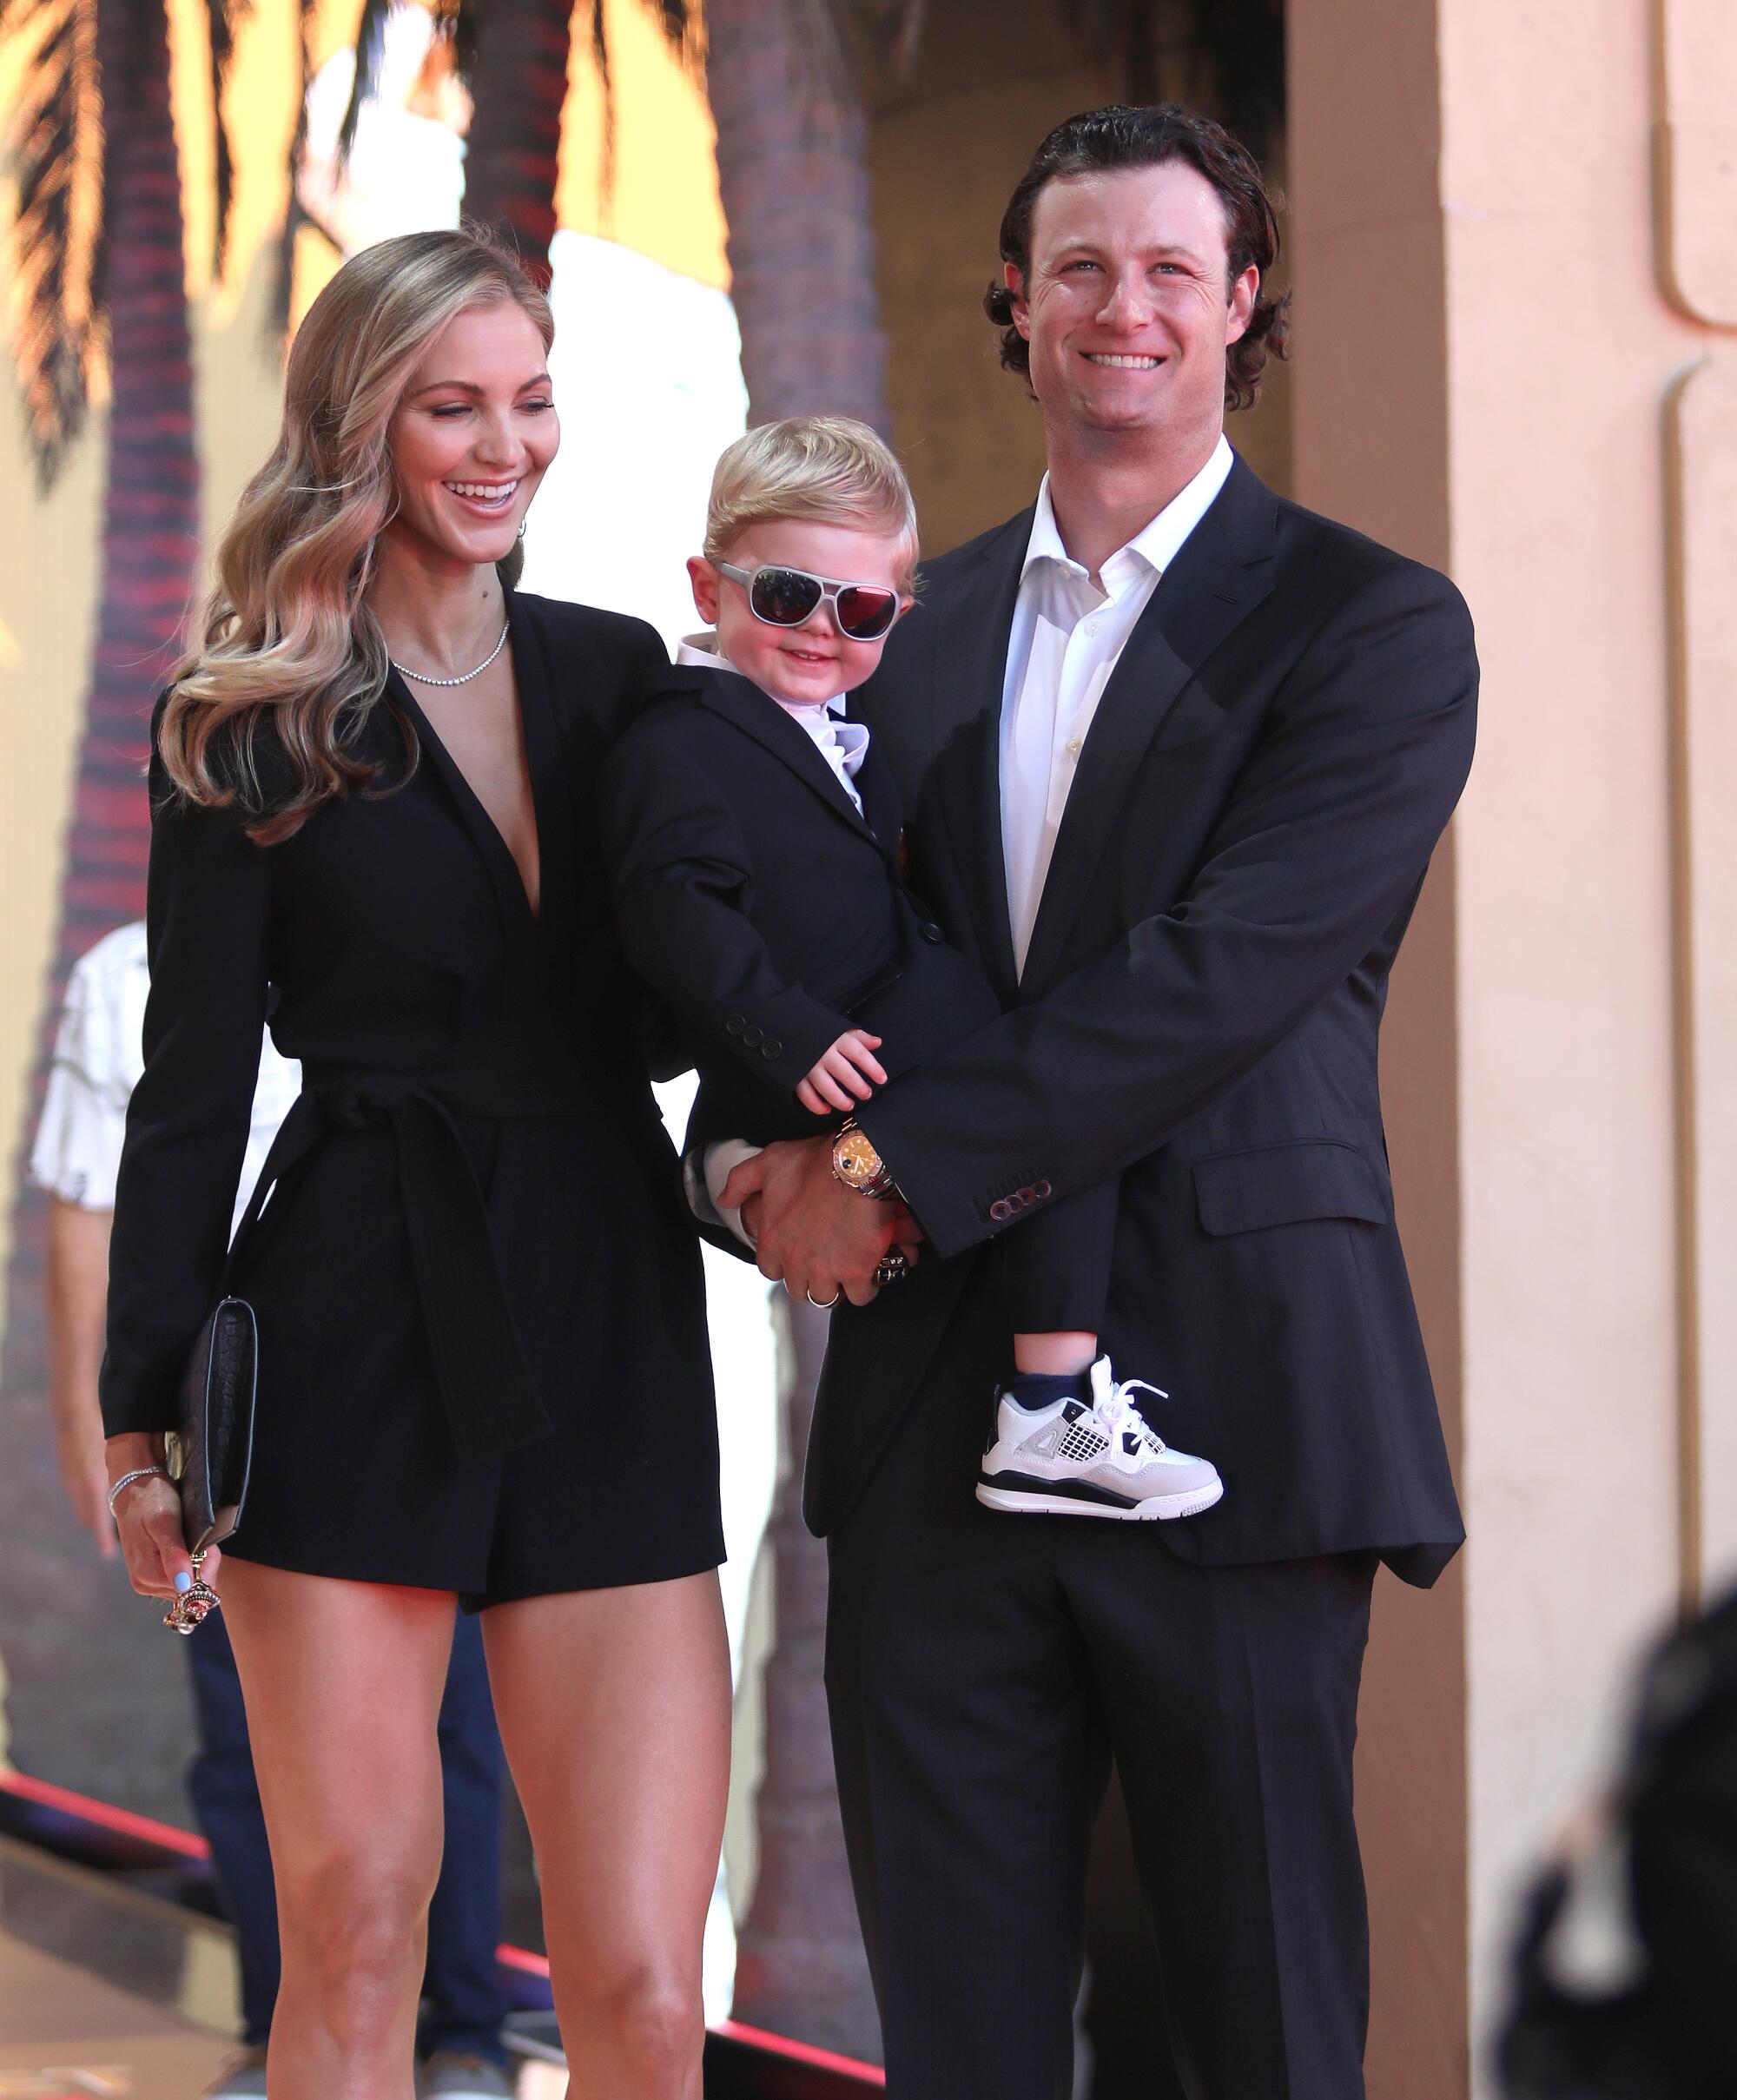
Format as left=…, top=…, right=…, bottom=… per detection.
left=390, top=619, right=510, bottom=688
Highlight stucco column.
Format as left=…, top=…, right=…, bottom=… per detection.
left=1288, top=0, right=1735, bottom=2093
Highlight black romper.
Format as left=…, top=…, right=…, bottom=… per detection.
left=100, top=593, right=723, bottom=1608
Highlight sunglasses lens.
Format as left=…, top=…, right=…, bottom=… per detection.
left=835, top=586, right=899, bottom=639
left=750, top=568, right=823, bottom=627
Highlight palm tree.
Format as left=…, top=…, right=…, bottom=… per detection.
left=0, top=0, right=238, bottom=1818
left=703, top=0, right=907, bottom=432
left=1, top=0, right=234, bottom=1373
left=340, top=0, right=701, bottom=287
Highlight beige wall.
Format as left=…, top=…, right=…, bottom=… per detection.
left=1292, top=0, right=1734, bottom=2091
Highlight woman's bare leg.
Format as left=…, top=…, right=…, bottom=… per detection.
left=484, top=1571, right=730, bottom=2098
left=221, top=1562, right=458, bottom=2100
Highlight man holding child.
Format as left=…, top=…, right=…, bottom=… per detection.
left=677, top=102, right=1476, bottom=2098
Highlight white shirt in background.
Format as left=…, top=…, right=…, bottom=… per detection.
left=1001, top=434, right=1234, bottom=974
left=30, top=921, right=302, bottom=1242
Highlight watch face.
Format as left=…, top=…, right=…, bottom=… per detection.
left=835, top=1127, right=881, bottom=1184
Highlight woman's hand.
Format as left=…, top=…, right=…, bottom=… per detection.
left=796, top=1030, right=887, bottom=1117
left=106, top=1433, right=217, bottom=1600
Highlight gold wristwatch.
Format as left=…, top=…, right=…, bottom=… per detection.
left=831, top=1117, right=897, bottom=1200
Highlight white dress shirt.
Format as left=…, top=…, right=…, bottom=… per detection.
left=677, top=632, right=870, bottom=816
left=30, top=920, right=302, bottom=1242
left=1001, top=434, right=1233, bottom=974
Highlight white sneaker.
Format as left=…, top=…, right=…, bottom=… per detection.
left=975, top=1357, right=1225, bottom=1521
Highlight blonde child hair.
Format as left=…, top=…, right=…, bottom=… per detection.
left=703, top=415, right=920, bottom=596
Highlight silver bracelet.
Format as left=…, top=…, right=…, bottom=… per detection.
left=108, top=1463, right=170, bottom=1516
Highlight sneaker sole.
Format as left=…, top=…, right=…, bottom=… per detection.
left=975, top=1476, right=1225, bottom=1522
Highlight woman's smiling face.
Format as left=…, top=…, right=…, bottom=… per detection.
left=385, top=300, right=558, bottom=570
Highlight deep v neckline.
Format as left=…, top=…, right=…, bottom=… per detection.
left=390, top=601, right=549, bottom=929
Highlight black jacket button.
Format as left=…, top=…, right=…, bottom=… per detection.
left=918, top=921, right=944, bottom=943
left=742, top=1024, right=763, bottom=1047
left=1033, top=1179, right=1052, bottom=1199
left=989, top=1199, right=1013, bottom=1221
left=725, top=1014, right=746, bottom=1036
left=761, top=1038, right=783, bottom=1059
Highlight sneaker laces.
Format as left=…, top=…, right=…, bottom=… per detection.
left=1090, top=1361, right=1172, bottom=1461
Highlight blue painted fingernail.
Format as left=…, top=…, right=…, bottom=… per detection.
left=174, top=1571, right=193, bottom=1594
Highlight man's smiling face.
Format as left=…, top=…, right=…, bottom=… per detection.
left=1007, top=161, right=1257, bottom=452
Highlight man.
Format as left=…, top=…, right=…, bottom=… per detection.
left=717, top=104, right=1476, bottom=2097
left=32, top=921, right=513, bottom=2100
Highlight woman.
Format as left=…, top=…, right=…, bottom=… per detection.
left=102, top=229, right=729, bottom=2100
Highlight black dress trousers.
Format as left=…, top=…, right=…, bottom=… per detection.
left=824, top=1272, right=1377, bottom=2100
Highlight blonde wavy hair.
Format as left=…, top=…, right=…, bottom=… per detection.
left=703, top=416, right=920, bottom=597
left=162, top=226, right=553, bottom=845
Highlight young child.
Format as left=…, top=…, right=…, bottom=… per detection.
left=601, top=417, right=1223, bottom=1522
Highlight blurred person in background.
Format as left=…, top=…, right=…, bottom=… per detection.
left=1499, top=1583, right=1737, bottom=2100
left=33, top=920, right=513, bottom=2100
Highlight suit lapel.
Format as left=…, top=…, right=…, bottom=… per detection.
left=685, top=670, right=879, bottom=846
left=849, top=729, right=904, bottom=865
left=1018, top=458, right=1279, bottom=995
left=929, top=512, right=1032, bottom=1000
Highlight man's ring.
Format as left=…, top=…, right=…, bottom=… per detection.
left=806, top=1285, right=842, bottom=1308
left=873, top=1249, right=909, bottom=1287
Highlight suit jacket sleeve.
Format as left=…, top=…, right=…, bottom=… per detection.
left=598, top=724, right=857, bottom=1094
left=100, top=719, right=271, bottom=1435
left=858, top=564, right=1478, bottom=1258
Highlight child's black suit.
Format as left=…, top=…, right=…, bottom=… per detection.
left=599, top=661, right=1114, bottom=1334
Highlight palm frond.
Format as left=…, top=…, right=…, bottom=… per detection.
left=337, top=0, right=392, bottom=167
left=3, top=0, right=104, bottom=488
left=204, top=0, right=250, bottom=278
left=262, top=0, right=314, bottom=347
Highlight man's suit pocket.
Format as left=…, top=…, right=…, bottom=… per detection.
left=1192, top=1139, right=1392, bottom=1235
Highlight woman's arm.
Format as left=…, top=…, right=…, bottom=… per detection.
left=100, top=733, right=271, bottom=1438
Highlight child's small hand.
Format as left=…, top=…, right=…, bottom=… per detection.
left=796, top=1030, right=888, bottom=1116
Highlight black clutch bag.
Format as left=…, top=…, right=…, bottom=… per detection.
left=167, top=1296, right=258, bottom=1559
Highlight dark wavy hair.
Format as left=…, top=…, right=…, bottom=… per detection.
left=985, top=103, right=1289, bottom=413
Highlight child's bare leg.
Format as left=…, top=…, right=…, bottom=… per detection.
left=1013, top=1331, right=1098, bottom=1377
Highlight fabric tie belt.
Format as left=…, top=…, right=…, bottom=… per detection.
left=229, top=1023, right=638, bottom=1467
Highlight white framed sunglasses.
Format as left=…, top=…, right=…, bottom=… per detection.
left=716, top=560, right=903, bottom=642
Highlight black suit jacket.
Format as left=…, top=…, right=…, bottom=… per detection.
left=807, top=453, right=1476, bottom=1585
left=600, top=664, right=1001, bottom=1145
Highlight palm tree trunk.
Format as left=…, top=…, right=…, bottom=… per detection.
left=703, top=0, right=888, bottom=429
left=460, top=0, right=572, bottom=286
left=3, top=0, right=198, bottom=1399
left=703, top=0, right=889, bottom=2062
left=0, top=0, right=201, bottom=1822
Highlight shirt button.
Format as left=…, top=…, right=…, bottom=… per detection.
left=1085, top=619, right=1100, bottom=637
left=1066, top=736, right=1082, bottom=758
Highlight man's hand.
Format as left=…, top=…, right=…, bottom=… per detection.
left=722, top=1135, right=920, bottom=1306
